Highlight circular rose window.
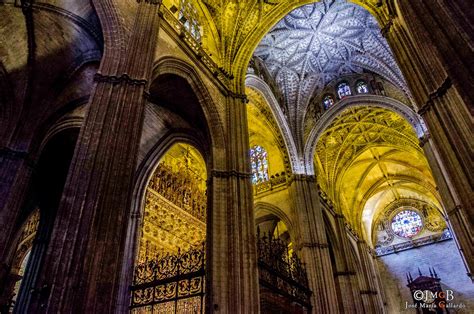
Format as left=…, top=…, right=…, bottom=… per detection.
left=391, top=210, right=423, bottom=238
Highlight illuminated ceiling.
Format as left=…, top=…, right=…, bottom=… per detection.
left=315, top=107, right=440, bottom=238
left=254, top=0, right=406, bottom=133
left=247, top=87, right=289, bottom=175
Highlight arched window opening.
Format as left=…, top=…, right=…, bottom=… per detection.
left=250, top=145, right=269, bottom=184
left=356, top=80, right=369, bottom=94
left=391, top=209, right=423, bottom=238
left=322, top=95, right=335, bottom=110
left=131, top=143, right=207, bottom=313
left=178, top=0, right=201, bottom=42
left=337, top=82, right=352, bottom=99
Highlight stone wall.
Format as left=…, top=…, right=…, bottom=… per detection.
left=377, top=239, right=474, bottom=313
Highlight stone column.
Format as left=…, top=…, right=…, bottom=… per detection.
left=206, top=93, right=260, bottom=313
left=383, top=5, right=474, bottom=279
left=356, top=240, right=384, bottom=314
left=420, top=135, right=474, bottom=277
left=0, top=151, right=33, bottom=303
left=22, top=1, right=162, bottom=312
left=332, top=214, right=364, bottom=314
left=289, top=175, right=340, bottom=313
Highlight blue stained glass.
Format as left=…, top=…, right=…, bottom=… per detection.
left=337, top=82, right=352, bottom=99
left=179, top=0, right=201, bottom=42
left=356, top=81, right=369, bottom=94
left=391, top=209, right=423, bottom=238
left=323, top=95, right=334, bottom=110
left=250, top=145, right=269, bottom=184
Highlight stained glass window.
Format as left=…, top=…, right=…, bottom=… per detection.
left=356, top=80, right=369, bottom=94
left=250, top=145, right=269, bottom=184
left=179, top=0, right=201, bottom=42
left=322, top=95, right=334, bottom=110
left=391, top=209, right=423, bottom=238
left=337, top=82, right=352, bottom=99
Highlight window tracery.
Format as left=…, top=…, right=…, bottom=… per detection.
left=391, top=209, right=423, bottom=238
left=356, top=80, right=369, bottom=94
left=250, top=145, right=269, bottom=184
left=322, top=95, right=334, bottom=110
left=337, top=82, right=351, bottom=99
left=178, top=0, right=201, bottom=41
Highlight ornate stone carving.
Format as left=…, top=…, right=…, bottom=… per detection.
left=372, top=199, right=447, bottom=249
left=137, top=159, right=207, bottom=261
left=148, top=162, right=206, bottom=222
left=138, top=190, right=206, bottom=260
left=254, top=0, right=407, bottom=128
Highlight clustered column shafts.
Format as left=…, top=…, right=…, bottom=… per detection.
left=21, top=1, right=162, bottom=312
left=332, top=214, right=364, bottom=314
left=206, top=93, right=260, bottom=313
left=356, top=240, right=384, bottom=314
left=289, top=175, right=340, bottom=313
left=384, top=2, right=474, bottom=280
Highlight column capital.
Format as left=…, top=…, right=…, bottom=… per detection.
left=418, top=133, right=431, bottom=147
left=0, top=147, right=28, bottom=160
left=136, top=0, right=162, bottom=4
left=381, top=15, right=395, bottom=37
left=208, top=169, right=252, bottom=179
left=360, top=290, right=378, bottom=295
left=94, top=73, right=148, bottom=86
left=288, top=174, right=317, bottom=183
left=334, top=271, right=356, bottom=277
left=300, top=242, right=329, bottom=249
left=0, top=147, right=35, bottom=169
left=418, top=77, right=452, bottom=116
left=227, top=91, right=248, bottom=103
left=447, top=204, right=463, bottom=216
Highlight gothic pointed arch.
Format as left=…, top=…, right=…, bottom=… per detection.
left=151, top=57, right=226, bottom=154
left=313, top=105, right=438, bottom=239
left=254, top=201, right=295, bottom=241
left=91, top=0, right=128, bottom=70
left=119, top=130, right=211, bottom=311
left=246, top=74, right=301, bottom=173
left=304, top=94, right=425, bottom=174
left=230, top=0, right=391, bottom=92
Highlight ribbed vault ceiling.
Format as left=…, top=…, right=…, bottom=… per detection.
left=254, top=0, right=406, bottom=134
left=247, top=87, right=289, bottom=175
left=315, top=106, right=439, bottom=236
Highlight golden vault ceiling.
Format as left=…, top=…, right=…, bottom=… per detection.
left=315, top=106, right=441, bottom=239
left=247, top=86, right=289, bottom=175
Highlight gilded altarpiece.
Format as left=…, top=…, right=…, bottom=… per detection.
left=132, top=144, right=207, bottom=313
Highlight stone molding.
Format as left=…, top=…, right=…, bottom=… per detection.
left=418, top=77, right=452, bottom=116
left=94, top=73, right=147, bottom=86
left=287, top=174, right=317, bottom=184
left=418, top=133, right=431, bottom=147
left=209, top=169, right=252, bottom=179
left=334, top=271, right=356, bottom=277
left=300, top=242, right=329, bottom=249
left=304, top=94, right=425, bottom=173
